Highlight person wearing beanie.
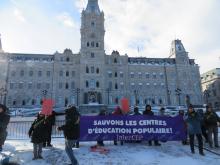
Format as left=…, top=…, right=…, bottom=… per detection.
left=185, top=105, right=204, bottom=156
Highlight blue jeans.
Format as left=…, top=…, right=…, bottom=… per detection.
left=65, top=139, right=78, bottom=165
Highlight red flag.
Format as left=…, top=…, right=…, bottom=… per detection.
left=120, top=98, right=130, bottom=113
left=41, top=99, right=54, bottom=115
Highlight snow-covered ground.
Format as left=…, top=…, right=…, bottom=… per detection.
left=2, top=139, right=220, bottom=165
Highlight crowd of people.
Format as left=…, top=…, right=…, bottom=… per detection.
left=0, top=103, right=220, bottom=165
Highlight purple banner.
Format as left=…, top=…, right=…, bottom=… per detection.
left=80, top=115, right=186, bottom=141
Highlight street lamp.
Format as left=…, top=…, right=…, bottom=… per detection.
left=76, top=88, right=80, bottom=106
left=0, top=87, right=7, bottom=105
left=134, top=89, right=139, bottom=106
left=175, top=88, right=182, bottom=106
left=106, top=88, right=110, bottom=105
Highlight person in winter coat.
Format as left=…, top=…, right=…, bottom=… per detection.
left=112, top=106, right=124, bottom=146
left=179, top=110, right=188, bottom=145
left=185, top=105, right=204, bottom=156
left=143, top=105, right=161, bottom=146
left=28, top=112, right=48, bottom=160
left=204, top=105, right=220, bottom=148
left=0, top=104, right=10, bottom=152
left=133, top=106, right=141, bottom=115
left=58, top=106, right=80, bottom=165
left=197, top=109, right=208, bottom=143
left=97, top=109, right=108, bottom=146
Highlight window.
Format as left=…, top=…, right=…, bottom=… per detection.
left=32, top=99, right=36, bottom=105
left=91, top=21, right=95, bottom=27
left=86, top=66, right=89, bottom=73
left=108, top=71, right=112, bottom=78
left=72, top=71, right=75, bottom=77
left=96, top=81, right=100, bottom=88
left=28, top=83, right=32, bottom=89
left=115, top=83, right=118, bottom=90
left=120, top=82, right=124, bottom=90
left=29, top=71, right=33, bottom=77
left=96, top=68, right=99, bottom=74
left=130, top=72, right=134, bottom=78
left=65, top=83, right=69, bottom=89
left=66, top=57, right=70, bottom=62
left=87, top=42, right=90, bottom=47
left=38, top=71, right=42, bottom=77
left=60, top=71, right=63, bottom=77
left=138, top=72, right=142, bottom=79
left=66, top=71, right=69, bottom=77
left=108, top=81, right=112, bottom=90
left=115, top=72, right=118, bottom=77
left=160, top=73, right=164, bottom=79
left=71, top=82, right=75, bottom=89
left=114, top=58, right=117, bottom=63
left=46, top=83, right=50, bottom=89
left=22, top=100, right=26, bottom=106
left=90, top=79, right=95, bottom=88
left=47, top=71, right=51, bottom=77
left=20, top=70, right=24, bottom=77
left=19, top=82, right=23, bottom=89
left=91, top=41, right=95, bottom=47
left=86, top=81, right=89, bottom=88
left=37, top=83, right=41, bottom=89
left=145, top=73, right=150, bottom=78
left=91, top=52, right=95, bottom=58
left=96, top=43, right=99, bottom=47
left=120, top=72, right=123, bottom=78
left=59, top=82, right=62, bottom=89
left=153, top=73, right=156, bottom=79
left=13, top=100, right=16, bottom=106
left=91, top=67, right=95, bottom=73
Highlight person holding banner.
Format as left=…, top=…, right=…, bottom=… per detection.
left=133, top=107, right=141, bottom=115
left=28, top=112, right=48, bottom=160
left=112, top=106, right=124, bottom=146
left=143, top=105, right=161, bottom=146
left=97, top=109, right=108, bottom=146
left=58, top=106, right=80, bottom=165
left=185, top=105, right=205, bottom=156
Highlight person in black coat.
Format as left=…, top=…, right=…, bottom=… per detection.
left=143, top=105, right=161, bottom=146
left=58, top=106, right=80, bottom=165
left=0, top=104, right=10, bottom=152
left=204, top=105, right=220, bottom=148
left=43, top=111, right=56, bottom=147
left=28, top=112, right=47, bottom=160
left=133, top=106, right=141, bottom=115
left=97, top=109, right=107, bottom=146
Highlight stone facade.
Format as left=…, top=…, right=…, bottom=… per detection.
left=0, top=0, right=203, bottom=108
left=201, top=68, right=220, bottom=111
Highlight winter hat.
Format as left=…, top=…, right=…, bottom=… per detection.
left=0, top=104, right=8, bottom=113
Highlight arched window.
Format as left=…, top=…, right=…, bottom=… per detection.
left=66, top=71, right=69, bottom=77
left=115, top=83, right=118, bottom=90
left=65, top=83, right=69, bottom=89
left=96, top=68, right=99, bottom=74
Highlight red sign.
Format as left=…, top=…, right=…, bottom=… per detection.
left=41, top=99, right=54, bottom=115
left=120, top=98, right=130, bottom=113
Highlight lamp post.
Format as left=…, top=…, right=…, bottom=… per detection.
left=106, top=88, right=110, bottom=105
left=175, top=88, right=182, bottom=106
left=134, top=89, right=139, bottom=106
left=0, top=87, right=7, bottom=105
left=76, top=88, right=80, bottom=106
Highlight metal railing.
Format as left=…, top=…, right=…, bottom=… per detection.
left=7, top=120, right=65, bottom=140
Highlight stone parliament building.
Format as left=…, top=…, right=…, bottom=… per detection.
left=0, top=0, right=203, bottom=110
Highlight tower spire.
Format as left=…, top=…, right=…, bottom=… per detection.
left=86, top=0, right=100, bottom=13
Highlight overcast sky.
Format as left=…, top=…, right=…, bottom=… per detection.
left=0, top=0, right=219, bottom=73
